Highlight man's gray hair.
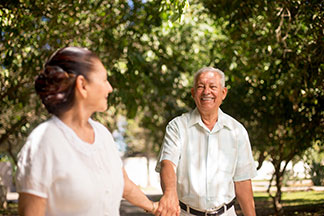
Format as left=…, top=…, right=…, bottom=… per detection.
left=193, top=67, right=225, bottom=88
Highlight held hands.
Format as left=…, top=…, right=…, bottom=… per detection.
left=145, top=201, right=159, bottom=214
left=154, top=192, right=181, bottom=216
left=152, top=202, right=158, bottom=214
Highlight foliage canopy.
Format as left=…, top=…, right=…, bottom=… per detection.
left=0, top=2, right=323, bottom=212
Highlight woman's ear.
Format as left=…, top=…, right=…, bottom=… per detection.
left=75, top=75, right=88, bottom=98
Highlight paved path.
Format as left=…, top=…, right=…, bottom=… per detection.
left=7, top=182, right=324, bottom=215
left=120, top=182, right=324, bottom=215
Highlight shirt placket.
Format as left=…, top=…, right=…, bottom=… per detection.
left=206, top=133, right=214, bottom=206
left=93, top=147, right=111, bottom=216
left=206, top=126, right=221, bottom=209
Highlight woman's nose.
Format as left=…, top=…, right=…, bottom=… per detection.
left=107, top=81, right=113, bottom=93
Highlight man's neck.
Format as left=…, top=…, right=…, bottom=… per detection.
left=199, top=109, right=219, bottom=131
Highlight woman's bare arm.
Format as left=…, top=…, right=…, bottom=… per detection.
left=18, top=193, right=47, bottom=216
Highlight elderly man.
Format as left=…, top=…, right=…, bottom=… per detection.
left=155, top=67, right=257, bottom=216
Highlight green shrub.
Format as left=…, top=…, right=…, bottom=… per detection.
left=308, top=160, right=324, bottom=186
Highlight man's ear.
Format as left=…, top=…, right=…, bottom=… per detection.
left=75, top=75, right=88, bottom=98
left=191, top=87, right=195, bottom=98
left=222, top=87, right=228, bottom=100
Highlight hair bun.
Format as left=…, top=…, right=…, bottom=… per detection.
left=34, top=46, right=98, bottom=116
left=44, top=65, right=65, bottom=77
left=35, top=65, right=76, bottom=106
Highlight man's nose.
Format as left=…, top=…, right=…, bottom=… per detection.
left=203, top=86, right=211, bottom=94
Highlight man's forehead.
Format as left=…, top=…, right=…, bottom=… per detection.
left=196, top=72, right=220, bottom=82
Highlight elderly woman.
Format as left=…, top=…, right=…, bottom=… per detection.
left=16, top=47, right=158, bottom=216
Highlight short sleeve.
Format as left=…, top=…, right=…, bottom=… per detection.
left=233, top=126, right=257, bottom=181
left=155, top=119, right=181, bottom=172
left=16, top=126, right=55, bottom=198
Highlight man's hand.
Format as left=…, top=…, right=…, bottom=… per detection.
left=155, top=191, right=180, bottom=216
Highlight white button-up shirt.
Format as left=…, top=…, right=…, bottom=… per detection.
left=156, top=108, right=257, bottom=211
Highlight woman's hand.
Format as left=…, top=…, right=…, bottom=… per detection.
left=152, top=201, right=159, bottom=215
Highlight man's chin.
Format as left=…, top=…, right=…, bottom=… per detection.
left=197, top=106, right=218, bottom=113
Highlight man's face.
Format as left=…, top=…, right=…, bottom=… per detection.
left=191, top=71, right=227, bottom=115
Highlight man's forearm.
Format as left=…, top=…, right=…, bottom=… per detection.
left=234, top=179, right=256, bottom=216
left=156, top=160, right=180, bottom=216
left=160, top=160, right=177, bottom=195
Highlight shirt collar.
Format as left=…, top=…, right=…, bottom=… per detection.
left=217, top=108, right=234, bottom=130
left=189, top=107, right=234, bottom=131
left=188, top=108, right=201, bottom=127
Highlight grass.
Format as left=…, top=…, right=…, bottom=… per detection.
left=248, top=191, right=324, bottom=216
left=254, top=191, right=324, bottom=206
left=0, top=202, right=18, bottom=216
left=1, top=191, right=324, bottom=216
left=281, top=191, right=324, bottom=206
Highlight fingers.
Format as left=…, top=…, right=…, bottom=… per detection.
left=155, top=195, right=179, bottom=216
left=152, top=202, right=159, bottom=215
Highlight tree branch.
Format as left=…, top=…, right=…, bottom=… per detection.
left=0, top=116, right=28, bottom=147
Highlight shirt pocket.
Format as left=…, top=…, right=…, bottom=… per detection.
left=217, top=139, right=237, bottom=176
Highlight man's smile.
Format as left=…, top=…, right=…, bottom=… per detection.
left=201, top=97, right=215, bottom=101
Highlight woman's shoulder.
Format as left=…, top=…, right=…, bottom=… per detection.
left=29, top=117, right=59, bottom=137
left=89, top=118, right=111, bottom=134
left=25, top=117, right=63, bottom=148
left=18, top=117, right=62, bottom=159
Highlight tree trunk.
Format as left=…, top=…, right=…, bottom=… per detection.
left=272, top=168, right=283, bottom=215
left=268, top=160, right=285, bottom=215
left=269, top=159, right=292, bottom=216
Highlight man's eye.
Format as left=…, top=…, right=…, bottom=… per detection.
left=197, top=85, right=204, bottom=88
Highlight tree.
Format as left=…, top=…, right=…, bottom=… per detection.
left=2, top=1, right=323, bottom=214
left=122, top=2, right=231, bottom=155
left=202, top=0, right=324, bottom=214
left=0, top=0, right=190, bottom=160
left=0, top=0, right=192, bottom=203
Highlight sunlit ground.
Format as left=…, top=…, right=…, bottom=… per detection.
left=1, top=191, right=324, bottom=216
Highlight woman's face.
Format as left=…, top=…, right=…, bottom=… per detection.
left=85, top=59, right=113, bottom=112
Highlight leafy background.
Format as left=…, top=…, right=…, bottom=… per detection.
left=0, top=0, right=323, bottom=213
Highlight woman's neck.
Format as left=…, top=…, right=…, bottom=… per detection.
left=58, top=107, right=95, bottom=144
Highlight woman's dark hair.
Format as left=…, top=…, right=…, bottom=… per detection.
left=35, top=47, right=99, bottom=116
